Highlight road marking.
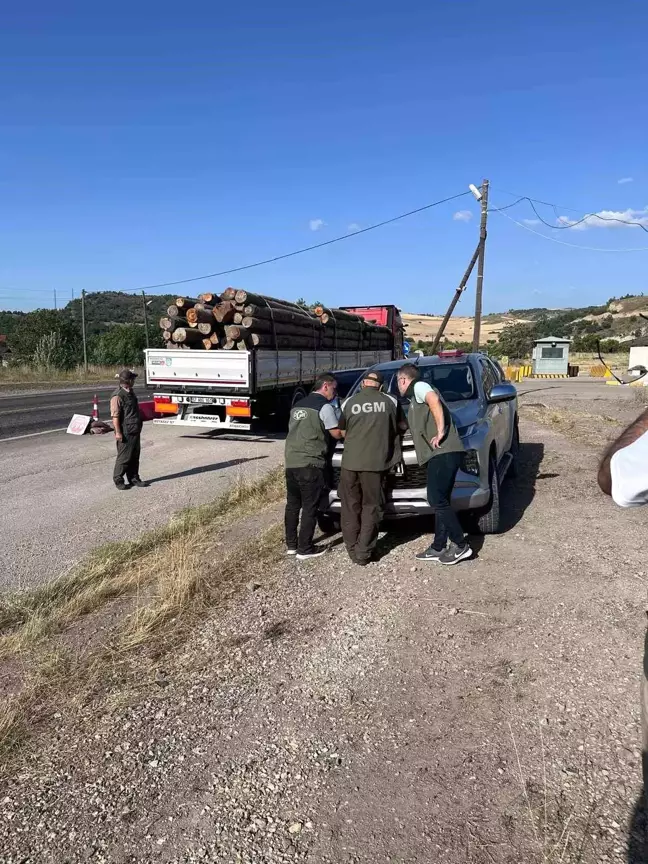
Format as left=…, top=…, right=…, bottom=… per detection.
left=1, top=427, right=68, bottom=442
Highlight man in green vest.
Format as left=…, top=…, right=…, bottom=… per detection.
left=284, top=374, right=343, bottom=560
left=111, top=369, right=146, bottom=490
left=396, top=363, right=472, bottom=565
left=338, top=370, right=403, bottom=565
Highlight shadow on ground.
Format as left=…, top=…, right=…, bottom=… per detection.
left=629, top=790, right=648, bottom=863
left=149, top=455, right=268, bottom=484
left=627, top=631, right=648, bottom=862
left=371, top=441, right=546, bottom=559
left=499, top=441, right=545, bottom=533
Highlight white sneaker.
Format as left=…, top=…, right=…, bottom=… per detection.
left=296, top=548, right=327, bottom=561
left=286, top=549, right=297, bottom=556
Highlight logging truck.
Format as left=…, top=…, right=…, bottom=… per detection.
left=146, top=304, right=404, bottom=432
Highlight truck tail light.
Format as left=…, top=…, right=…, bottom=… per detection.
left=154, top=396, right=177, bottom=414
left=227, top=400, right=251, bottom=418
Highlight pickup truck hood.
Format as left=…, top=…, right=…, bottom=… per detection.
left=448, top=399, right=481, bottom=432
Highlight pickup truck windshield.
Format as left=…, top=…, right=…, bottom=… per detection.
left=386, top=363, right=476, bottom=403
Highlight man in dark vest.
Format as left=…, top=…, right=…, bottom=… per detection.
left=396, top=363, right=471, bottom=565
left=338, top=370, right=402, bottom=565
left=284, top=374, right=343, bottom=560
left=110, top=369, right=147, bottom=490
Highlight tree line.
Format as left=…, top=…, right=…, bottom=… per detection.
left=0, top=292, right=176, bottom=369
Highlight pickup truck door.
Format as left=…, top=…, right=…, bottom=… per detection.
left=479, top=357, right=510, bottom=459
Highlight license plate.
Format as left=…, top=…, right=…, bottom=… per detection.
left=393, top=463, right=404, bottom=476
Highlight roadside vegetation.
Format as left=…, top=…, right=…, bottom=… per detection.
left=0, top=468, right=286, bottom=767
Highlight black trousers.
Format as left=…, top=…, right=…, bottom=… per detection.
left=113, top=434, right=141, bottom=486
left=339, top=468, right=386, bottom=563
left=426, top=451, right=465, bottom=549
left=284, top=466, right=326, bottom=554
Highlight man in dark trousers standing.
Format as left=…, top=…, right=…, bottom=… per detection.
left=111, top=369, right=147, bottom=490
left=284, top=374, right=343, bottom=560
left=396, top=363, right=470, bottom=565
left=338, top=370, right=402, bottom=565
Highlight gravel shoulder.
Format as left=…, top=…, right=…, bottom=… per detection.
left=1, top=411, right=646, bottom=863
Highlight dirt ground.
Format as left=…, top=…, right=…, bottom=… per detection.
left=1, top=382, right=648, bottom=863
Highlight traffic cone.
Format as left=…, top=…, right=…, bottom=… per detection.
left=92, top=394, right=99, bottom=421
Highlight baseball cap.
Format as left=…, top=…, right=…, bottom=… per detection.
left=118, top=368, right=138, bottom=382
left=363, top=370, right=384, bottom=385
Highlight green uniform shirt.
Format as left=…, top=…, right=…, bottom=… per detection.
left=406, top=381, right=464, bottom=466
left=339, top=388, right=402, bottom=472
left=110, top=387, right=142, bottom=436
left=285, top=392, right=339, bottom=469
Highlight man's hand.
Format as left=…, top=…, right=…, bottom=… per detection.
left=115, top=431, right=123, bottom=442
left=430, top=431, right=444, bottom=449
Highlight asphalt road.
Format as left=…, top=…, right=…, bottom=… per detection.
left=0, top=385, right=148, bottom=440
left=1, top=423, right=284, bottom=591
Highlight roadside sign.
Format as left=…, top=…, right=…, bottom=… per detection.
left=403, top=341, right=411, bottom=356
left=66, top=414, right=91, bottom=436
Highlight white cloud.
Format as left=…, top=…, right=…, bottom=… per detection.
left=531, top=288, right=543, bottom=295
left=557, top=207, right=648, bottom=230
left=453, top=210, right=473, bottom=222
left=309, top=218, right=326, bottom=232
left=347, top=222, right=362, bottom=234
left=618, top=177, right=634, bottom=185
left=522, top=218, right=541, bottom=226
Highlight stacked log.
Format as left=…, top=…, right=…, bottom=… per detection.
left=157, top=290, right=393, bottom=353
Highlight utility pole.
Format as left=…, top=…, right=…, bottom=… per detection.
left=142, top=290, right=150, bottom=349
left=431, top=245, right=480, bottom=354
left=53, top=288, right=57, bottom=310
left=472, top=178, right=489, bottom=352
left=81, top=289, right=88, bottom=374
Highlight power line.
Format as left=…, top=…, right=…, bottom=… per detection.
left=117, top=191, right=472, bottom=293
left=0, top=190, right=470, bottom=300
left=495, top=207, right=648, bottom=252
left=489, top=194, right=648, bottom=232
left=490, top=186, right=585, bottom=214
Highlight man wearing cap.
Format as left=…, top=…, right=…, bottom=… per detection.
left=338, top=370, right=403, bottom=565
left=110, top=369, right=146, bottom=490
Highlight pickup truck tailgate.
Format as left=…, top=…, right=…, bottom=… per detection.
left=146, top=349, right=250, bottom=390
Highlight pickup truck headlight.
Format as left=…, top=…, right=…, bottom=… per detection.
left=462, top=449, right=480, bottom=476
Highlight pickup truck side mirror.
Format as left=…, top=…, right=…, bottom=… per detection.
left=488, top=382, right=517, bottom=403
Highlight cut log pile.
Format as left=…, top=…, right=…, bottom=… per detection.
left=158, top=289, right=394, bottom=352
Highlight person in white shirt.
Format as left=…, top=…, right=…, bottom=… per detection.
left=598, top=407, right=648, bottom=507
left=598, top=406, right=648, bottom=798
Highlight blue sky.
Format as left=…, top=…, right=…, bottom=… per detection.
left=1, top=1, right=647, bottom=314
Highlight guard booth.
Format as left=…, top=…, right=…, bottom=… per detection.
left=532, top=336, right=570, bottom=377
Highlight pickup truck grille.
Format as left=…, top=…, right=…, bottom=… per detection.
left=331, top=464, right=428, bottom=491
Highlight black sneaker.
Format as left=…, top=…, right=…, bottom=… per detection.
left=115, top=482, right=131, bottom=491
left=415, top=546, right=445, bottom=562
left=438, top=543, right=473, bottom=565
left=296, top=548, right=327, bottom=561
left=129, top=478, right=149, bottom=488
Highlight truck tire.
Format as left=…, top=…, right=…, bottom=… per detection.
left=317, top=513, right=340, bottom=535
left=475, top=454, right=501, bottom=534
left=291, top=387, right=307, bottom=407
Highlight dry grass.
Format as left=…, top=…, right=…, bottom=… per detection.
left=0, top=364, right=130, bottom=388
left=0, top=468, right=286, bottom=764
left=519, top=405, right=621, bottom=449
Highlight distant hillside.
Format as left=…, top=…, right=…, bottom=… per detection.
left=403, top=294, right=648, bottom=350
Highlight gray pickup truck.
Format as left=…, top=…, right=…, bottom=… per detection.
left=322, top=351, right=519, bottom=534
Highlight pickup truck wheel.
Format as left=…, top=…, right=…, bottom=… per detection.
left=475, top=454, right=501, bottom=534
left=317, top=513, right=340, bottom=535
